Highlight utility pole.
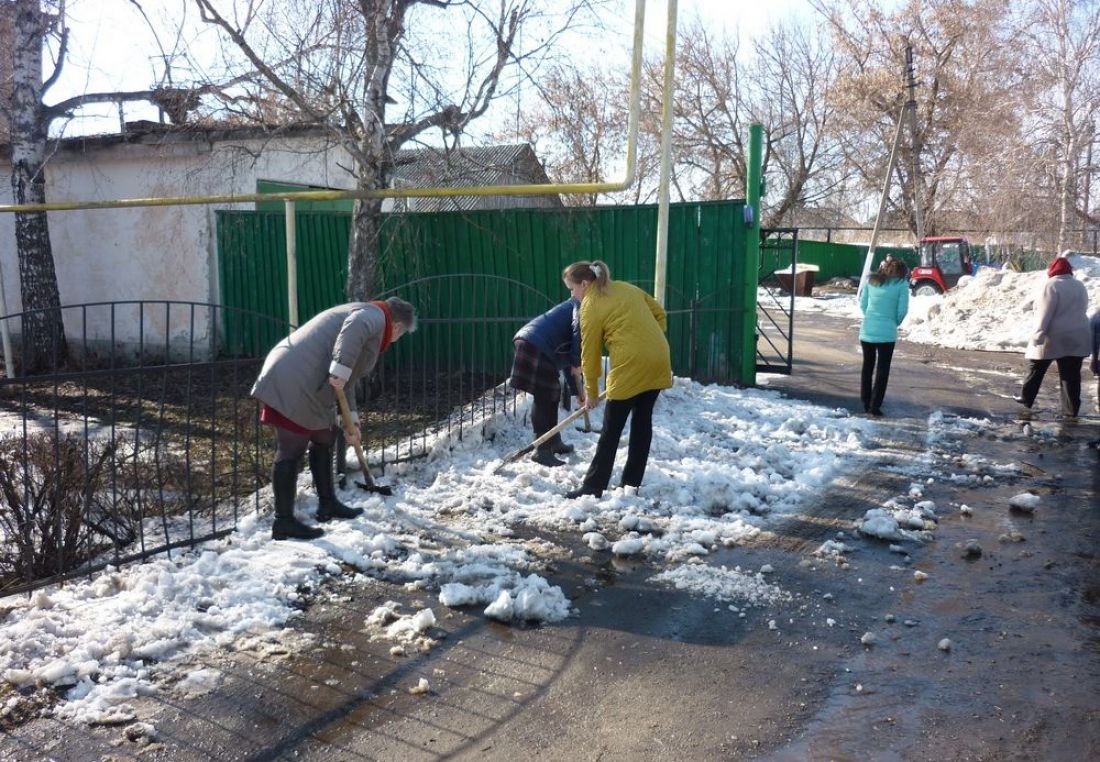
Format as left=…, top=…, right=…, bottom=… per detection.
left=905, top=44, right=926, bottom=240
left=858, top=102, right=907, bottom=298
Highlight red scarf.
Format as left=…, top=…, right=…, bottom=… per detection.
left=1047, top=257, right=1073, bottom=277
left=371, top=300, right=395, bottom=354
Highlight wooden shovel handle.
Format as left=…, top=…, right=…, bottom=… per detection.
left=334, top=386, right=375, bottom=481
left=494, top=390, right=606, bottom=473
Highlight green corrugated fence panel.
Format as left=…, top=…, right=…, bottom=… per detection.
left=216, top=200, right=753, bottom=383
left=778, top=239, right=918, bottom=282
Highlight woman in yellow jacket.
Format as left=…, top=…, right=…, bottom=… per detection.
left=563, top=260, right=673, bottom=499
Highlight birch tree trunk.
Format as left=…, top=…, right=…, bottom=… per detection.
left=346, top=0, right=397, bottom=302
left=9, top=0, right=66, bottom=373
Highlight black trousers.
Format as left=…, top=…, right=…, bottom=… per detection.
left=860, top=341, right=896, bottom=412
left=580, top=389, right=661, bottom=493
left=1020, top=357, right=1083, bottom=416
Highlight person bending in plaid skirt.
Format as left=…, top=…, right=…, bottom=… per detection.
left=510, top=298, right=584, bottom=467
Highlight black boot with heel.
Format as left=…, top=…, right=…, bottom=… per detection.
left=310, top=443, right=363, bottom=522
left=271, top=460, right=324, bottom=540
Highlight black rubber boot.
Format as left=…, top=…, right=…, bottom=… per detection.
left=531, top=448, right=566, bottom=467
left=549, top=434, right=575, bottom=455
left=271, top=460, right=323, bottom=541
left=310, top=444, right=363, bottom=522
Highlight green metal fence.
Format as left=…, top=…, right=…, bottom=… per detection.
left=216, top=200, right=752, bottom=384
left=757, top=239, right=918, bottom=282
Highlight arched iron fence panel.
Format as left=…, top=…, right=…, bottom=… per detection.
left=0, top=301, right=290, bottom=597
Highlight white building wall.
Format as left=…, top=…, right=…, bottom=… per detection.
left=0, top=131, right=356, bottom=359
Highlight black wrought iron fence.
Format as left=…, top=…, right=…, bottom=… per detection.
left=0, top=301, right=286, bottom=597
left=0, top=288, right=538, bottom=597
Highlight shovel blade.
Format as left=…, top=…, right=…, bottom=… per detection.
left=357, top=480, right=393, bottom=496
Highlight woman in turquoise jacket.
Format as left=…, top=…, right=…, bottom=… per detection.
left=859, top=258, right=910, bottom=416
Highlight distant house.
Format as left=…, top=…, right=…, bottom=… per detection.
left=771, top=206, right=897, bottom=246
left=776, top=206, right=861, bottom=235
left=390, top=144, right=563, bottom=212
left=251, top=140, right=563, bottom=214
left=0, top=121, right=560, bottom=352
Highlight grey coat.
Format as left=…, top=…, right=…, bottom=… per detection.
left=251, top=302, right=387, bottom=430
left=1025, top=275, right=1092, bottom=361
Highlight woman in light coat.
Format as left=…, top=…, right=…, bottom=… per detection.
left=252, top=297, right=416, bottom=540
left=1014, top=254, right=1091, bottom=416
left=858, top=257, right=910, bottom=416
left=562, top=260, right=672, bottom=499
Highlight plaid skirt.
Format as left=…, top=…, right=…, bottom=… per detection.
left=510, top=339, right=562, bottom=402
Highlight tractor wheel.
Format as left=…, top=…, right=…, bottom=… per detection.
left=912, top=281, right=942, bottom=297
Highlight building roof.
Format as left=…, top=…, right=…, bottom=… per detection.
left=778, top=205, right=862, bottom=229
left=389, top=144, right=560, bottom=210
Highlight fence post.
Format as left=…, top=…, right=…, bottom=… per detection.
left=285, top=200, right=298, bottom=330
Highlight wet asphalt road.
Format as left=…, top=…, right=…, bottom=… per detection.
left=2, top=309, right=1098, bottom=761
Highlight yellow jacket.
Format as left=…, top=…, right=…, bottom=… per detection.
left=580, top=280, right=673, bottom=401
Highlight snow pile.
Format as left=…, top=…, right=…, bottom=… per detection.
left=0, top=377, right=908, bottom=724
left=859, top=495, right=938, bottom=542
left=789, top=253, right=1100, bottom=354
left=419, top=379, right=872, bottom=570
left=439, top=573, right=571, bottom=623
left=364, top=602, right=438, bottom=644
left=651, top=564, right=792, bottom=607
left=814, top=538, right=852, bottom=561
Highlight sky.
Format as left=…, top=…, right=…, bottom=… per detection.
left=48, top=0, right=818, bottom=138
left=1, top=252, right=1097, bottom=729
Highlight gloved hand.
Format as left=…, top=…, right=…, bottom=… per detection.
left=1031, top=331, right=1047, bottom=346
left=1091, top=357, right=1099, bottom=376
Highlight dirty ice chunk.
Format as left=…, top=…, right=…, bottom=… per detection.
left=1008, top=493, right=1040, bottom=512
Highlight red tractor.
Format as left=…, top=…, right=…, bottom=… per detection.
left=909, top=236, right=974, bottom=295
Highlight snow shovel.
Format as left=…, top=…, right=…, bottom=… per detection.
left=334, top=387, right=394, bottom=496
left=493, top=391, right=605, bottom=474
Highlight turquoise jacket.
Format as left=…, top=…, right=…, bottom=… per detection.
left=859, top=278, right=909, bottom=343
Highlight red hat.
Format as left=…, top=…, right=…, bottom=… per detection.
left=1047, top=257, right=1073, bottom=277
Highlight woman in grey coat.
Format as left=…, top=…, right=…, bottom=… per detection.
left=252, top=297, right=416, bottom=540
left=1014, top=255, right=1091, bottom=417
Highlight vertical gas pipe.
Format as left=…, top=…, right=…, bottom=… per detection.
left=742, top=123, right=763, bottom=387
left=285, top=200, right=298, bottom=330
left=653, top=0, right=678, bottom=307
